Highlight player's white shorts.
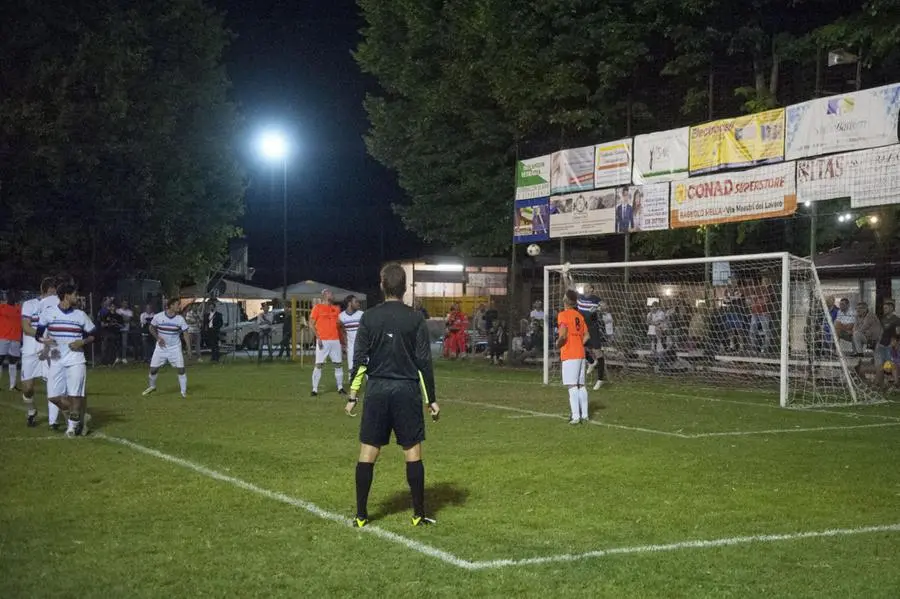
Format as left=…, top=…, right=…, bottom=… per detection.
left=346, top=340, right=356, bottom=370
left=0, top=340, right=21, bottom=357
left=150, top=345, right=185, bottom=369
left=47, top=362, right=87, bottom=398
left=561, top=359, right=586, bottom=386
left=315, top=339, right=343, bottom=364
left=21, top=353, right=45, bottom=381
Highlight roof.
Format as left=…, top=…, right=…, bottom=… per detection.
left=273, top=280, right=367, bottom=301
left=180, top=280, right=279, bottom=300
left=814, top=242, right=900, bottom=274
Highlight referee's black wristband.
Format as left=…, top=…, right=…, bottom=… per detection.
left=348, top=397, right=358, bottom=403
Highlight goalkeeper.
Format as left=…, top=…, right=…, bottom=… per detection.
left=344, top=263, right=440, bottom=528
left=577, top=285, right=606, bottom=390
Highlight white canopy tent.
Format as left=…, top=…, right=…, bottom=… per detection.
left=180, top=280, right=280, bottom=326
left=274, top=280, right=367, bottom=303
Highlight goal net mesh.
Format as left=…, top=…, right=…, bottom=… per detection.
left=543, top=254, right=883, bottom=407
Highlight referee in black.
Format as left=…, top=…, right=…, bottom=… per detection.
left=345, top=263, right=440, bottom=528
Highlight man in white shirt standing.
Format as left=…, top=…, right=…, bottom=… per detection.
left=38, top=284, right=96, bottom=437
left=338, top=295, right=364, bottom=371
left=257, top=303, right=274, bottom=362
left=143, top=298, right=190, bottom=398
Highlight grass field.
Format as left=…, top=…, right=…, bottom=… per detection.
left=2, top=359, right=899, bottom=598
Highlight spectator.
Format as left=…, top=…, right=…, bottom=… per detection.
left=99, top=298, right=122, bottom=365
left=278, top=304, right=294, bottom=359
left=473, top=303, right=487, bottom=334
left=116, top=299, right=134, bottom=364
left=833, top=298, right=856, bottom=347
left=488, top=320, right=507, bottom=365
left=484, top=302, right=498, bottom=334
left=204, top=300, right=224, bottom=363
left=874, top=300, right=900, bottom=390
left=528, top=300, right=545, bottom=353
left=140, top=303, right=155, bottom=362
left=414, top=299, right=429, bottom=320
left=888, top=334, right=900, bottom=390
left=647, top=302, right=667, bottom=354
left=852, top=302, right=880, bottom=356
left=723, top=282, right=746, bottom=352
left=749, top=283, right=772, bottom=354
left=257, top=303, right=274, bottom=361
left=185, top=306, right=202, bottom=361
left=443, top=303, right=468, bottom=359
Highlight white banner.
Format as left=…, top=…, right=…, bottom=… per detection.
left=797, top=144, right=900, bottom=208
left=594, top=138, right=632, bottom=189
left=549, top=189, right=617, bottom=238
left=670, top=162, right=797, bottom=228
left=550, top=146, right=594, bottom=194
left=625, top=183, right=670, bottom=232
left=786, top=83, right=900, bottom=161
left=633, top=127, right=690, bottom=184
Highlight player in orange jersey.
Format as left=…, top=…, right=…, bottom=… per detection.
left=557, top=289, right=590, bottom=424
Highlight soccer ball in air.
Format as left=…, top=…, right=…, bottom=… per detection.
left=527, top=244, right=541, bottom=257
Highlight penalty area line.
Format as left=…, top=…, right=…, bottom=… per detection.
left=93, top=433, right=476, bottom=570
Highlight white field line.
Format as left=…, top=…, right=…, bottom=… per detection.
left=440, top=375, right=900, bottom=422
left=448, top=398, right=900, bottom=438
left=468, top=523, right=900, bottom=570
left=445, top=398, right=692, bottom=438
left=0, top=436, right=69, bottom=441
left=3, top=402, right=897, bottom=571
left=95, top=433, right=476, bottom=570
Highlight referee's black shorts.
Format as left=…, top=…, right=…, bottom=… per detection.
left=360, top=378, right=425, bottom=448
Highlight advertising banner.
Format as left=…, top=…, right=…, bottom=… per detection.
left=797, top=144, right=900, bottom=208
left=786, top=83, right=900, bottom=161
left=632, top=128, right=690, bottom=184
left=548, top=189, right=618, bottom=238
left=513, top=197, right=550, bottom=243
left=550, top=146, right=594, bottom=194
left=670, top=162, right=797, bottom=228
left=515, top=155, right=551, bottom=200
left=689, top=108, right=785, bottom=174
left=620, top=183, right=670, bottom=232
left=593, top=138, right=633, bottom=189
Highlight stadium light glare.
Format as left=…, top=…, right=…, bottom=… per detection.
left=435, top=263, right=464, bottom=272
left=868, top=215, right=880, bottom=225
left=257, top=131, right=289, bottom=161
left=804, top=201, right=812, bottom=208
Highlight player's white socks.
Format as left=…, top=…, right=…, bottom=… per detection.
left=7, top=364, right=16, bottom=389
left=568, top=387, right=579, bottom=421
left=148, top=373, right=158, bottom=389
left=178, top=374, right=187, bottom=395
left=312, top=367, right=322, bottom=392
left=23, top=395, right=36, bottom=416
left=48, top=401, right=59, bottom=426
left=335, top=367, right=344, bottom=390
left=578, top=387, right=589, bottom=421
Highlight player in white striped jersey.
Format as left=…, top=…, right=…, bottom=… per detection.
left=20, top=278, right=61, bottom=428
left=338, top=295, right=364, bottom=371
left=143, top=298, right=190, bottom=398
left=37, top=284, right=96, bottom=437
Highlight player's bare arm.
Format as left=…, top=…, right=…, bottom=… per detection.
left=556, top=325, right=568, bottom=349
left=22, top=315, right=38, bottom=338
left=310, top=316, right=322, bottom=349
left=70, top=334, right=95, bottom=352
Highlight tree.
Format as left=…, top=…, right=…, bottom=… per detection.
left=0, top=0, right=244, bottom=294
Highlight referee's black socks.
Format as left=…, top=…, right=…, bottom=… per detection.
left=406, top=460, right=425, bottom=517
left=355, top=462, right=375, bottom=519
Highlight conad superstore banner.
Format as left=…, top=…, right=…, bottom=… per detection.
left=797, top=144, right=900, bottom=209
left=632, top=127, right=690, bottom=184
left=786, top=82, right=900, bottom=161
left=689, top=108, right=785, bottom=174
left=593, top=138, right=632, bottom=189
left=550, top=146, right=594, bottom=194
left=670, top=162, right=797, bottom=228
left=515, top=155, right=551, bottom=200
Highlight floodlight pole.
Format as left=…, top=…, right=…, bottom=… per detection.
left=282, top=157, right=288, bottom=302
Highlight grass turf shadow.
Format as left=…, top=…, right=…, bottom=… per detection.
left=373, top=481, right=469, bottom=519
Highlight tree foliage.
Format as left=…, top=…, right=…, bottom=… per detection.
left=358, top=0, right=900, bottom=259
left=0, top=0, right=245, bottom=293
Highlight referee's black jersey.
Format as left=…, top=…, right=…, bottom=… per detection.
left=349, top=300, right=436, bottom=404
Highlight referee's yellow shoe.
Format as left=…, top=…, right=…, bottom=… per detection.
left=411, top=516, right=436, bottom=527
left=354, top=517, right=369, bottom=528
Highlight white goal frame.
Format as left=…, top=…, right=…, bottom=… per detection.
left=543, top=252, right=860, bottom=408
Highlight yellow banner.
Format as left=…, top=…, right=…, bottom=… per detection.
left=689, top=108, right=785, bottom=174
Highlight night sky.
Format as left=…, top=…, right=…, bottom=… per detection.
left=218, top=0, right=426, bottom=293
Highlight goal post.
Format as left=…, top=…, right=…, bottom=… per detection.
left=542, top=252, right=880, bottom=408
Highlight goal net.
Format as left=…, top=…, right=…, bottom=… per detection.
left=543, top=252, right=883, bottom=408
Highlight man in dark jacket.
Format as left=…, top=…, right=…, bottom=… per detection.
left=204, top=300, right=224, bottom=363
